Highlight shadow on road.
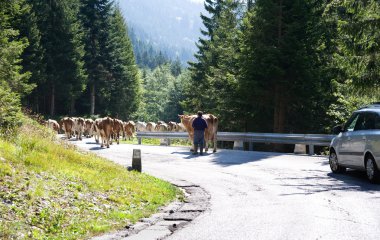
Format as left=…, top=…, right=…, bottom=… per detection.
left=209, top=151, right=280, bottom=167
left=278, top=170, right=380, bottom=196
left=89, top=146, right=105, bottom=151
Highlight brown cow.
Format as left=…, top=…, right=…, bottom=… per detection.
left=178, top=114, right=218, bottom=153
left=74, top=117, right=85, bottom=140
left=146, top=122, right=157, bottom=132
left=92, top=118, right=102, bottom=143
left=98, top=117, right=113, bottom=148
left=124, top=121, right=136, bottom=140
left=84, top=119, right=94, bottom=138
left=177, top=122, right=186, bottom=132
left=168, top=121, right=178, bottom=132
left=45, top=119, right=60, bottom=133
left=155, top=121, right=168, bottom=132
left=136, top=121, right=147, bottom=131
left=61, top=117, right=75, bottom=139
left=112, top=118, right=124, bottom=145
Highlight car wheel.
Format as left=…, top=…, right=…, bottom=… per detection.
left=366, top=156, right=380, bottom=183
left=329, top=150, right=346, bottom=173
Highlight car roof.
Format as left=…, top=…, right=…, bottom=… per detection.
left=356, top=103, right=380, bottom=113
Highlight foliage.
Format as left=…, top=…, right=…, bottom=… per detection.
left=135, top=64, right=189, bottom=122
left=129, top=27, right=171, bottom=70
left=325, top=0, right=380, bottom=88
left=0, top=117, right=180, bottom=239
left=327, top=80, right=380, bottom=128
left=24, top=0, right=87, bottom=115
left=237, top=0, right=334, bottom=133
left=106, top=5, right=141, bottom=120
left=0, top=86, right=22, bottom=139
left=0, top=0, right=33, bottom=97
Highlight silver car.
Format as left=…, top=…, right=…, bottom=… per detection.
left=329, top=104, right=380, bottom=183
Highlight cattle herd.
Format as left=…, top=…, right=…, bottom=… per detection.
left=44, top=114, right=219, bottom=152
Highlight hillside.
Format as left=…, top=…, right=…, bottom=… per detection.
left=0, top=117, right=179, bottom=239
left=119, top=0, right=205, bottom=64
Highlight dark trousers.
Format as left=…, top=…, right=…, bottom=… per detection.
left=193, top=130, right=205, bottom=153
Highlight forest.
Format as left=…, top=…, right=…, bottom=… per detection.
left=1, top=0, right=380, bottom=135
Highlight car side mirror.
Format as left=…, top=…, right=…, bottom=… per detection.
left=332, top=125, right=343, bottom=135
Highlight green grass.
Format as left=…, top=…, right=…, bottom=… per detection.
left=120, top=137, right=191, bottom=147
left=0, top=117, right=181, bottom=240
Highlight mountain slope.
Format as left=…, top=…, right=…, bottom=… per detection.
left=119, top=0, right=205, bottom=63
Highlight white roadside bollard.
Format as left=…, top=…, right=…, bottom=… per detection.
left=294, top=144, right=306, bottom=154
left=233, top=140, right=244, bottom=150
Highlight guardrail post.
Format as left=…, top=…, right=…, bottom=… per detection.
left=249, top=142, right=253, bottom=151
left=233, top=141, right=244, bottom=150
left=138, top=137, right=142, bottom=145
left=167, top=138, right=171, bottom=146
left=309, top=144, right=314, bottom=155
left=294, top=144, right=306, bottom=154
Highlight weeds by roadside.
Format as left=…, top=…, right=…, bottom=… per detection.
left=0, top=117, right=181, bottom=240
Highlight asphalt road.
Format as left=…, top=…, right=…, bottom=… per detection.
left=73, top=138, right=380, bottom=240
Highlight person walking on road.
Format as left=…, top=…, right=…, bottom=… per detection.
left=192, top=111, right=208, bottom=155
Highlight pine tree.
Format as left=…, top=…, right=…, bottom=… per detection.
left=0, top=0, right=32, bottom=97
left=205, top=0, right=241, bottom=131
left=107, top=5, right=140, bottom=119
left=170, top=57, right=182, bottom=77
left=184, top=0, right=224, bottom=112
left=0, top=0, right=28, bottom=135
left=238, top=0, right=332, bottom=133
left=29, top=0, right=86, bottom=116
left=80, top=0, right=113, bottom=116
left=17, top=0, right=46, bottom=112
left=325, top=0, right=380, bottom=88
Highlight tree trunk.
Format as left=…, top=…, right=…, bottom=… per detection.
left=273, top=0, right=284, bottom=133
left=273, top=84, right=286, bottom=133
left=50, top=83, right=55, bottom=116
left=34, top=94, right=39, bottom=113
left=90, top=84, right=95, bottom=115
left=273, top=84, right=287, bottom=152
left=70, top=97, right=75, bottom=115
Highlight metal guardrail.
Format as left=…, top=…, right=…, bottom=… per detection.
left=136, top=131, right=335, bottom=155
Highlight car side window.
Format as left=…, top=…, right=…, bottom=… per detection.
left=361, top=112, right=377, bottom=130
left=353, top=114, right=366, bottom=131
left=374, top=113, right=380, bottom=130
left=344, top=113, right=359, bottom=132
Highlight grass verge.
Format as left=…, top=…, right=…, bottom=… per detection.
left=0, top=117, right=180, bottom=240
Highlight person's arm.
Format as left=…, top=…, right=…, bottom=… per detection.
left=203, top=119, right=208, bottom=129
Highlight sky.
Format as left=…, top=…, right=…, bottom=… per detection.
left=189, top=0, right=204, bottom=4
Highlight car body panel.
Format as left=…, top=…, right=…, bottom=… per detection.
left=330, top=106, right=380, bottom=172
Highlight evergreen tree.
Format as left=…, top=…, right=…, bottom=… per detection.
left=107, top=5, right=140, bottom=119
left=80, top=0, right=113, bottom=115
left=170, top=57, right=182, bottom=77
left=238, top=0, right=332, bottom=133
left=0, top=0, right=28, bottom=136
left=325, top=1, right=380, bottom=88
left=184, top=0, right=224, bottom=111
left=17, top=0, right=46, bottom=113
left=30, top=0, right=86, bottom=116
left=0, top=0, right=32, bottom=97
left=205, top=0, right=241, bottom=131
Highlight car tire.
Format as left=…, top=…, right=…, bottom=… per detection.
left=365, top=156, right=380, bottom=183
left=329, top=150, right=346, bottom=173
